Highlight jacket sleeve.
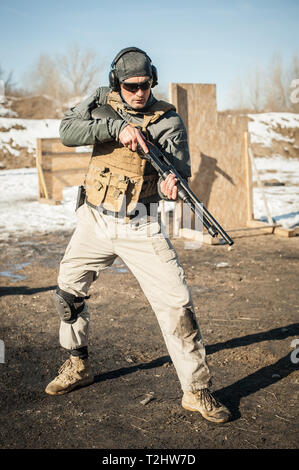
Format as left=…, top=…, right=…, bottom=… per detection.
left=150, top=110, right=191, bottom=201
left=59, top=87, right=126, bottom=147
left=153, top=111, right=191, bottom=180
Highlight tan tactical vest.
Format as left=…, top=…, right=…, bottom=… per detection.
left=85, top=91, right=175, bottom=213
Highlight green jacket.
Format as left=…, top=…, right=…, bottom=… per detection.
left=59, top=87, right=191, bottom=202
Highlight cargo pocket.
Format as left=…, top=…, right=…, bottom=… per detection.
left=152, top=236, right=177, bottom=263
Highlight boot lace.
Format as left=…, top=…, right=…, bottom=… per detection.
left=58, top=358, right=72, bottom=375
left=198, top=389, right=221, bottom=411
left=52, top=358, right=76, bottom=384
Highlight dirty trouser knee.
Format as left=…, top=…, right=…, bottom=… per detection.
left=56, top=203, right=211, bottom=391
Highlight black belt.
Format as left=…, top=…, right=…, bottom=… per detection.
left=86, top=200, right=152, bottom=219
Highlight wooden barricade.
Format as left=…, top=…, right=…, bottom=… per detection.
left=167, top=83, right=282, bottom=243
left=36, top=138, right=89, bottom=204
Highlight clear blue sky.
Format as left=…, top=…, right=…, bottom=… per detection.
left=0, top=0, right=298, bottom=109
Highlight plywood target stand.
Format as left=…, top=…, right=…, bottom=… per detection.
left=164, top=83, right=294, bottom=243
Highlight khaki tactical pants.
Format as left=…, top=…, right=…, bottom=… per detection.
left=57, top=203, right=211, bottom=392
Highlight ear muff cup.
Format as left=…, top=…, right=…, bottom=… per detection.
left=151, top=65, right=158, bottom=88
left=109, top=69, right=119, bottom=91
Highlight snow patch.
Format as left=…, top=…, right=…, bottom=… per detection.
left=248, top=112, right=299, bottom=148
left=0, top=97, right=18, bottom=118
left=253, top=156, right=299, bottom=228
left=0, top=117, right=60, bottom=156
left=0, top=168, right=77, bottom=240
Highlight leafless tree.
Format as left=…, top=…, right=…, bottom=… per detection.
left=264, top=54, right=288, bottom=111
left=228, top=67, right=265, bottom=112
left=24, top=44, right=103, bottom=109
left=286, top=55, right=299, bottom=112
left=24, top=54, right=67, bottom=104
left=228, top=74, right=248, bottom=111
left=229, top=54, right=299, bottom=112
left=56, top=43, right=102, bottom=97
left=0, top=65, right=16, bottom=95
left=247, top=65, right=265, bottom=112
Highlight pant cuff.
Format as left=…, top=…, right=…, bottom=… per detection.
left=184, top=379, right=212, bottom=393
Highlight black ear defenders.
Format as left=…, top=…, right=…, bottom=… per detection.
left=109, top=47, right=158, bottom=91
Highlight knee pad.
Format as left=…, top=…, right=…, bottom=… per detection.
left=53, top=288, right=87, bottom=324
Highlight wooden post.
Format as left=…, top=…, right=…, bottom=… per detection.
left=244, top=132, right=254, bottom=223
left=248, top=147, right=274, bottom=225
left=36, top=137, right=51, bottom=200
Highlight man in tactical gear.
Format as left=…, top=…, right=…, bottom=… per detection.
left=45, top=47, right=231, bottom=424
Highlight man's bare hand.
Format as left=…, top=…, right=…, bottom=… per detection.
left=160, top=173, right=178, bottom=200
left=119, top=125, right=148, bottom=153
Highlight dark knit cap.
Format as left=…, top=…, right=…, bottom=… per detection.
left=115, top=50, right=152, bottom=82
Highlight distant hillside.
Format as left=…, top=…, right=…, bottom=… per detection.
left=0, top=118, right=60, bottom=169
left=248, top=113, right=299, bottom=159
left=0, top=95, right=64, bottom=169
left=1, top=95, right=63, bottom=120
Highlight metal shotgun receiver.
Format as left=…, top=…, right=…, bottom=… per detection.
left=138, top=140, right=234, bottom=246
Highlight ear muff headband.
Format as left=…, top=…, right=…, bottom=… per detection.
left=109, top=47, right=158, bottom=91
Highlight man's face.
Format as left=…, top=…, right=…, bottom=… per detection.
left=120, top=76, right=152, bottom=109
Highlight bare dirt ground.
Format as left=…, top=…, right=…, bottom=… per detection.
left=0, top=229, right=298, bottom=450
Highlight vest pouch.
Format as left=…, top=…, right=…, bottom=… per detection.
left=89, top=166, right=111, bottom=206
left=102, top=173, right=130, bottom=212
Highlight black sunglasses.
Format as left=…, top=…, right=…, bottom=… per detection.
left=121, top=80, right=152, bottom=93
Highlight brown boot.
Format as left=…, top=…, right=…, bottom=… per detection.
left=182, top=388, right=231, bottom=423
left=45, top=356, right=94, bottom=395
